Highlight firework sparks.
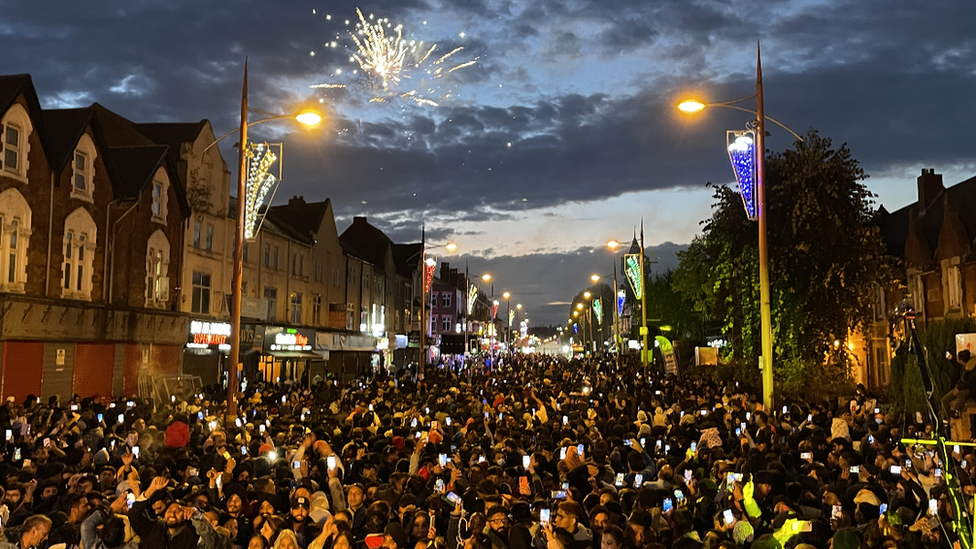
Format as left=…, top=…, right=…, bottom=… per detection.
left=311, top=7, right=478, bottom=107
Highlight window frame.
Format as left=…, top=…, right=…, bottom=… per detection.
left=69, top=134, right=97, bottom=201
left=60, top=207, right=96, bottom=301
left=0, top=104, right=32, bottom=183
left=191, top=271, right=212, bottom=314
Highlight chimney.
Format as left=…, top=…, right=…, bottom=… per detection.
left=288, top=195, right=306, bottom=207
left=353, top=216, right=367, bottom=224
left=917, top=169, right=944, bottom=215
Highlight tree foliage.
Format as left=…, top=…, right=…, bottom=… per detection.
left=673, top=130, right=892, bottom=386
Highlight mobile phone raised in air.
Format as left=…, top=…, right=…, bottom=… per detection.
left=435, top=479, right=445, bottom=493
left=327, top=456, right=337, bottom=470
left=662, top=498, right=673, bottom=513
left=559, top=447, right=567, bottom=460
left=928, top=498, right=938, bottom=515
left=523, top=455, right=531, bottom=469
left=723, top=509, right=734, bottom=525
left=445, top=492, right=461, bottom=504
left=126, top=492, right=136, bottom=508
left=634, top=474, right=643, bottom=488
left=519, top=476, right=529, bottom=493
left=539, top=508, right=551, bottom=526
left=890, top=465, right=902, bottom=474
left=615, top=473, right=625, bottom=486
left=439, top=454, right=447, bottom=467
left=831, top=505, right=842, bottom=520
left=850, top=466, right=859, bottom=474
left=551, top=490, right=567, bottom=500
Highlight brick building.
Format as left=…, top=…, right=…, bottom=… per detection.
left=0, top=74, right=190, bottom=402
left=857, top=169, right=976, bottom=388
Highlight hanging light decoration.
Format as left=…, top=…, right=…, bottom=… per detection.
left=244, top=142, right=278, bottom=240
left=727, top=130, right=758, bottom=221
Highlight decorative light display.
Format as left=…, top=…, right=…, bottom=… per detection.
left=624, top=254, right=643, bottom=300
left=508, top=309, right=515, bottom=326
left=593, top=300, right=603, bottom=324
left=244, top=143, right=278, bottom=240
left=617, top=290, right=626, bottom=316
left=727, top=130, right=758, bottom=221
left=423, top=259, right=435, bottom=293
left=491, top=301, right=499, bottom=320
left=467, top=283, right=478, bottom=315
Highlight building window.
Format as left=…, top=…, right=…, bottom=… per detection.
left=60, top=207, right=96, bottom=300
left=442, top=315, right=451, bottom=332
left=947, top=264, right=963, bottom=309
left=146, top=230, right=170, bottom=306
left=70, top=135, right=97, bottom=201
left=191, top=272, right=211, bottom=314
left=299, top=255, right=304, bottom=277
left=0, top=104, right=31, bottom=182
left=273, top=246, right=279, bottom=270
left=442, top=293, right=451, bottom=308
left=264, top=286, right=278, bottom=321
left=0, top=189, right=31, bottom=292
left=264, top=244, right=270, bottom=267
left=313, top=294, right=322, bottom=325
left=291, top=254, right=298, bottom=276
left=205, top=225, right=213, bottom=252
left=242, top=243, right=249, bottom=263
left=332, top=267, right=340, bottom=287
left=192, top=221, right=201, bottom=248
left=151, top=180, right=165, bottom=220
left=290, top=292, right=303, bottom=324
left=430, top=315, right=437, bottom=334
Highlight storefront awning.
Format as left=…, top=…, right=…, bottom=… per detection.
left=266, top=351, right=325, bottom=359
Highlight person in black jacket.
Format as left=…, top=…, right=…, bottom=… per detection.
left=128, top=477, right=219, bottom=549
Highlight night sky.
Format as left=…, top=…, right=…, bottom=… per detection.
left=3, top=0, right=974, bottom=326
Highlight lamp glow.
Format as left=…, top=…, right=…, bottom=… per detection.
left=502, top=292, right=510, bottom=299
left=516, top=303, right=522, bottom=310
left=583, top=291, right=591, bottom=299
left=590, top=274, right=600, bottom=282
left=606, top=240, right=620, bottom=249
left=444, top=242, right=458, bottom=252
left=295, top=111, right=323, bottom=126
left=481, top=273, right=491, bottom=282
left=677, top=99, right=706, bottom=113
left=576, top=303, right=583, bottom=310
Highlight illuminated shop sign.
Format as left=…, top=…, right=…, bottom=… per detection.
left=189, top=321, right=232, bottom=346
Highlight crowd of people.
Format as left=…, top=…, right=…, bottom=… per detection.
left=0, top=355, right=966, bottom=549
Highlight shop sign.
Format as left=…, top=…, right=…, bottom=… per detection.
left=189, top=321, right=232, bottom=346
left=265, top=326, right=314, bottom=351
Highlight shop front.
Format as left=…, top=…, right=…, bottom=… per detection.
left=258, top=326, right=323, bottom=384
left=322, top=333, right=382, bottom=382
left=182, top=320, right=231, bottom=386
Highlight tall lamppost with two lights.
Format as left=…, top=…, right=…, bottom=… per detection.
left=417, top=234, right=457, bottom=379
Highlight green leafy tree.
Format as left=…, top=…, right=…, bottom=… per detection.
left=674, top=130, right=892, bottom=388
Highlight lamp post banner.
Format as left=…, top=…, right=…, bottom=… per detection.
left=244, top=142, right=280, bottom=239
left=727, top=130, right=758, bottom=221
left=624, top=254, right=643, bottom=299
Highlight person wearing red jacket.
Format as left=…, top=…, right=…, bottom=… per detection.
left=164, top=414, right=190, bottom=449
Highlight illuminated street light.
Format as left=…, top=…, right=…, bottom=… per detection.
left=224, top=64, right=324, bottom=420
left=482, top=273, right=492, bottom=282
left=591, top=274, right=600, bottom=282
left=676, top=45, right=802, bottom=409
left=606, top=239, right=620, bottom=250
left=677, top=99, right=705, bottom=113
left=583, top=291, right=591, bottom=299
left=444, top=242, right=458, bottom=252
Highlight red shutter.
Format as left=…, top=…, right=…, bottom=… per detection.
left=73, top=343, right=115, bottom=398
left=3, top=342, right=43, bottom=403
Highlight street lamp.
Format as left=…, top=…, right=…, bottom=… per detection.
left=226, top=63, right=322, bottom=420
left=417, top=236, right=458, bottom=380
left=676, top=44, right=801, bottom=410
left=607, top=230, right=650, bottom=375
left=502, top=291, right=511, bottom=351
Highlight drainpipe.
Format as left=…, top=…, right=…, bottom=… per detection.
left=45, top=172, right=54, bottom=296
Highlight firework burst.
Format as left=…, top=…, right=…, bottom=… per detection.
left=312, top=8, right=478, bottom=107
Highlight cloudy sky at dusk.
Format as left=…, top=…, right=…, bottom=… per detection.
left=3, top=0, right=974, bottom=326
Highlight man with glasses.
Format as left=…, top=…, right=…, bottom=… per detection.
left=485, top=505, right=511, bottom=549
